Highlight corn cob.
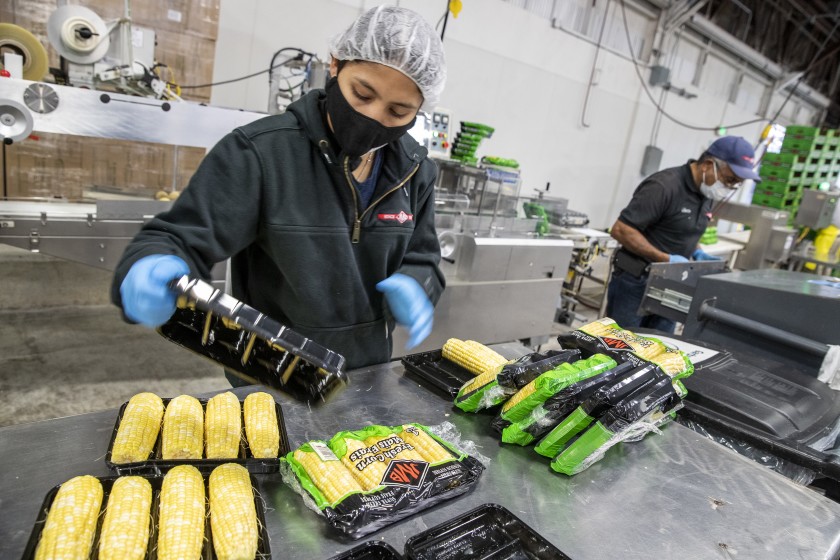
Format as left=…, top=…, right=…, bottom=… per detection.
left=157, top=465, right=205, bottom=560
left=111, top=392, right=164, bottom=463
left=34, top=475, right=103, bottom=560
left=209, top=464, right=258, bottom=560
left=397, top=425, right=454, bottom=464
left=205, top=392, right=242, bottom=459
left=293, top=448, right=364, bottom=504
left=442, top=338, right=508, bottom=375
left=502, top=379, right=536, bottom=413
left=243, top=392, right=280, bottom=458
left=460, top=367, right=499, bottom=393
left=98, top=476, right=152, bottom=560
left=341, top=438, right=388, bottom=490
left=161, top=395, right=204, bottom=460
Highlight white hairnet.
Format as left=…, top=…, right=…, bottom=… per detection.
left=328, top=5, right=447, bottom=111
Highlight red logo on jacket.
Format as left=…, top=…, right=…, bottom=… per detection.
left=378, top=211, right=414, bottom=224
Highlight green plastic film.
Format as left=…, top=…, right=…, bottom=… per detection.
left=550, top=421, right=614, bottom=475
left=500, top=354, right=616, bottom=424
left=534, top=406, right=594, bottom=458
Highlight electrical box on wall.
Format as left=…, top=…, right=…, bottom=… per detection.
left=649, top=65, right=670, bottom=87
left=641, top=145, right=663, bottom=176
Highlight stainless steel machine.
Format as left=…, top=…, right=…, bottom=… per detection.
left=714, top=201, right=796, bottom=269
left=0, top=78, right=264, bottom=278
left=392, top=159, right=575, bottom=354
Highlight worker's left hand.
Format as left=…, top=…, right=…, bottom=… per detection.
left=692, top=248, right=723, bottom=262
left=376, top=273, right=433, bottom=350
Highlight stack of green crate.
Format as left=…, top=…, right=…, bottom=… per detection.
left=753, top=126, right=840, bottom=221
left=450, top=122, right=494, bottom=165
left=699, top=225, right=718, bottom=245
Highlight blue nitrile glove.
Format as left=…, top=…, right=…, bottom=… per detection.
left=692, top=248, right=723, bottom=261
left=376, top=273, right=434, bottom=350
left=669, top=254, right=689, bottom=263
left=120, top=254, right=190, bottom=328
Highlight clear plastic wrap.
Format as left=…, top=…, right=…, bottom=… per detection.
left=282, top=422, right=485, bottom=539
left=675, top=416, right=818, bottom=486
left=550, top=378, right=686, bottom=475
left=557, top=317, right=693, bottom=379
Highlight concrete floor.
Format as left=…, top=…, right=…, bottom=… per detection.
left=0, top=247, right=230, bottom=427
left=0, top=246, right=597, bottom=427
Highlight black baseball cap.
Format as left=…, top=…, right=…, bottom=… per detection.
left=707, top=136, right=761, bottom=181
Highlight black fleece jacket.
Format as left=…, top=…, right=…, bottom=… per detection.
left=111, top=90, right=445, bottom=369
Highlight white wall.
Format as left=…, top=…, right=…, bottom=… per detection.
left=210, top=0, right=777, bottom=229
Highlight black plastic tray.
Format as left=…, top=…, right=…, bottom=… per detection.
left=22, top=473, right=271, bottom=559
left=401, top=349, right=474, bottom=398
left=159, top=275, right=348, bottom=403
left=160, top=306, right=348, bottom=403
left=105, top=396, right=291, bottom=475
left=404, top=504, right=572, bottom=560
left=329, top=541, right=404, bottom=559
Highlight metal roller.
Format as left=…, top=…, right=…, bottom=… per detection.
left=47, top=5, right=110, bottom=64
left=0, top=98, right=34, bottom=143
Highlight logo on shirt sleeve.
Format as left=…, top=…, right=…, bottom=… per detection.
left=377, top=211, right=414, bottom=224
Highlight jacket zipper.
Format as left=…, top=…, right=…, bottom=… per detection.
left=343, top=157, right=420, bottom=244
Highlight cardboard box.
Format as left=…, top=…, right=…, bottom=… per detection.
left=5, top=133, right=205, bottom=199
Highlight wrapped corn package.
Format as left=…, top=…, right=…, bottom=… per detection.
left=489, top=354, right=617, bottom=433
left=550, top=377, right=686, bottom=475
left=557, top=318, right=693, bottom=379
left=283, top=423, right=485, bottom=538
left=500, top=361, right=636, bottom=446
left=454, top=349, right=581, bottom=413
left=534, top=362, right=667, bottom=458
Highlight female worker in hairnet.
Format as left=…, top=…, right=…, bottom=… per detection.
left=111, top=5, right=447, bottom=379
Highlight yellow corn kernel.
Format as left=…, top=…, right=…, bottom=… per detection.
left=341, top=438, right=388, bottom=491
left=205, top=392, right=242, bottom=459
left=161, top=395, right=204, bottom=460
left=111, top=392, right=164, bottom=464
left=157, top=465, right=205, bottom=560
left=442, top=338, right=508, bottom=376
left=243, top=392, right=280, bottom=458
left=397, top=425, right=454, bottom=464
left=209, top=464, right=258, bottom=560
left=35, top=475, right=103, bottom=560
left=98, top=477, right=152, bottom=560
left=460, top=366, right=500, bottom=393
left=502, top=380, right=536, bottom=413
left=293, top=448, right=364, bottom=504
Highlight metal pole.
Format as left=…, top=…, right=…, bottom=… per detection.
left=698, top=300, right=830, bottom=357
left=2, top=139, right=9, bottom=200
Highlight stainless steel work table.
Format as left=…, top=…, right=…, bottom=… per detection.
left=3, top=343, right=840, bottom=559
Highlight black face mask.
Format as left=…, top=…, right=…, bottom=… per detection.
left=325, top=77, right=417, bottom=159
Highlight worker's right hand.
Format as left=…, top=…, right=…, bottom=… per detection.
left=120, top=254, right=190, bottom=328
left=668, top=254, right=689, bottom=263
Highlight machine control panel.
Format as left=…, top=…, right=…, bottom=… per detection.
left=428, top=108, right=452, bottom=158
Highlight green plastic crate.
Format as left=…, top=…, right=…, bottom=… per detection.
left=760, top=167, right=795, bottom=181
left=755, top=181, right=802, bottom=197
left=785, top=125, right=818, bottom=139
left=752, top=193, right=800, bottom=209
left=761, top=152, right=798, bottom=168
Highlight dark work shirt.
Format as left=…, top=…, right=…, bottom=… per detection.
left=618, top=161, right=712, bottom=259
left=353, top=150, right=384, bottom=209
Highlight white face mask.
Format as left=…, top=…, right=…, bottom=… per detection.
left=700, top=161, right=731, bottom=201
